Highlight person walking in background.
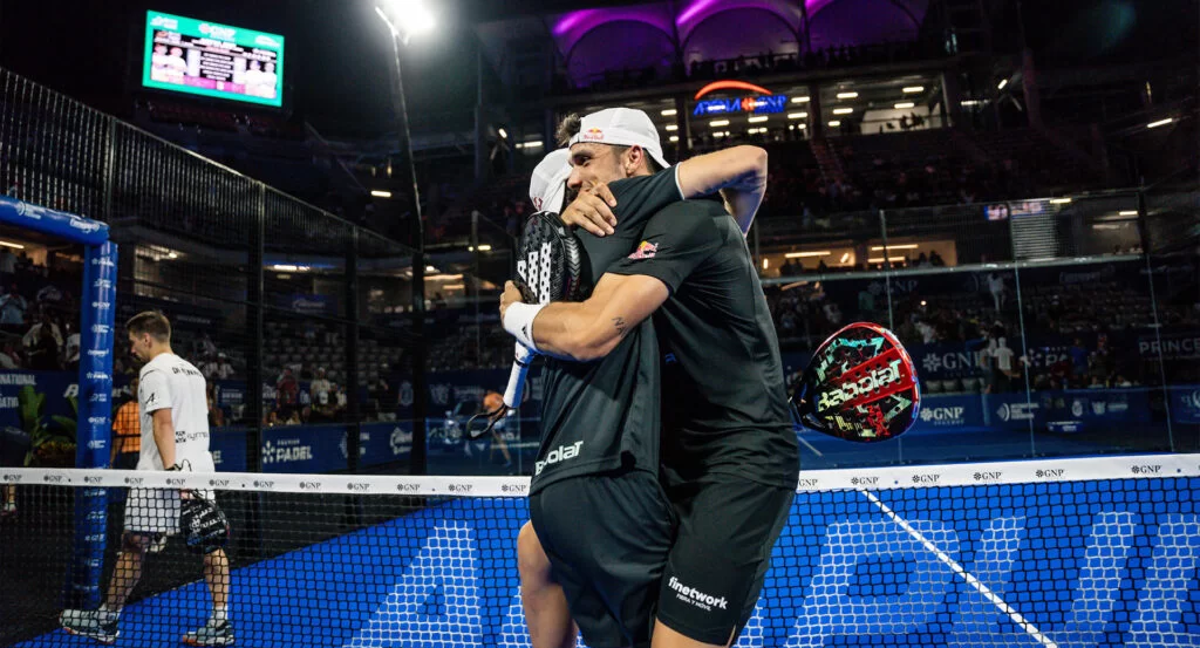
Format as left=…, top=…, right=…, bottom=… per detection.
left=60, top=311, right=233, bottom=646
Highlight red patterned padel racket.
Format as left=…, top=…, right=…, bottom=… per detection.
left=790, top=322, right=921, bottom=442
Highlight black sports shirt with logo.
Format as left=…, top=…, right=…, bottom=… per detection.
left=531, top=168, right=683, bottom=493
left=607, top=200, right=799, bottom=489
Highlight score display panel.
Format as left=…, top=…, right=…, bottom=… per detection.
left=142, top=10, right=285, bottom=108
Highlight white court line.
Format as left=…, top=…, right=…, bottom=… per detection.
left=860, top=489, right=1059, bottom=648
left=797, top=435, right=824, bottom=457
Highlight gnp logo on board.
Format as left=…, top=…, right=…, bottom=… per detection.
left=850, top=476, right=879, bottom=486
left=448, top=483, right=473, bottom=494
left=1035, top=468, right=1065, bottom=479
left=300, top=481, right=322, bottom=491
left=973, top=471, right=1003, bottom=482
left=501, top=483, right=529, bottom=495
left=396, top=483, right=421, bottom=493
left=346, top=482, right=370, bottom=492
left=911, top=473, right=941, bottom=485
left=1131, top=465, right=1162, bottom=475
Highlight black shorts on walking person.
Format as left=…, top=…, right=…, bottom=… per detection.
left=529, top=468, right=676, bottom=648
left=656, top=475, right=794, bottom=645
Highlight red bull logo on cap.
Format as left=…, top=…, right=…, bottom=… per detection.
left=628, top=240, right=657, bottom=260
left=581, top=128, right=604, bottom=142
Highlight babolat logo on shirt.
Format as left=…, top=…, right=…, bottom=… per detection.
left=667, top=577, right=728, bottom=611
left=535, top=441, right=584, bottom=476
left=817, top=358, right=903, bottom=412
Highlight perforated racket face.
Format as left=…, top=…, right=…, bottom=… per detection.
left=794, top=322, right=920, bottom=443
left=514, top=211, right=588, bottom=304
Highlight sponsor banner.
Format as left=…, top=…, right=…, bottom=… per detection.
left=261, top=424, right=347, bottom=474
left=1172, top=385, right=1200, bottom=425
left=1138, top=332, right=1200, bottom=361
left=278, top=293, right=338, bottom=317
left=209, top=428, right=248, bottom=472
left=358, top=421, right=413, bottom=467
left=911, top=394, right=984, bottom=431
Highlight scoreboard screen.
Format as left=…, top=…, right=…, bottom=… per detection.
left=142, top=10, right=284, bottom=108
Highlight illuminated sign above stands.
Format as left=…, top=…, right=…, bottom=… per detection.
left=694, top=95, right=788, bottom=116
left=691, top=79, right=787, bottom=116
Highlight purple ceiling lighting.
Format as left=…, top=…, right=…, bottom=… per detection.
left=550, top=5, right=675, bottom=52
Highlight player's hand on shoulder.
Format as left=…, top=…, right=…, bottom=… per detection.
left=560, top=183, right=617, bottom=236
left=499, top=281, right=525, bottom=320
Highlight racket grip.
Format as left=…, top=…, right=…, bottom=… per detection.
left=502, top=342, right=534, bottom=409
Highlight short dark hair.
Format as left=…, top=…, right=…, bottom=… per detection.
left=126, top=311, right=171, bottom=342
left=555, top=113, right=581, bottom=146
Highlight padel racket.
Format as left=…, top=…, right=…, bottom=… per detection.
left=790, top=322, right=921, bottom=442
left=467, top=211, right=589, bottom=439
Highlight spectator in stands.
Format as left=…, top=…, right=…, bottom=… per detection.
left=0, top=247, right=15, bottom=284
left=111, top=376, right=140, bottom=470
left=367, top=376, right=390, bottom=420
left=309, top=367, right=331, bottom=405
left=929, top=250, right=946, bottom=267
left=275, top=368, right=299, bottom=420
left=0, top=285, right=27, bottom=332
left=333, top=383, right=347, bottom=416
left=24, top=311, right=62, bottom=354
left=0, top=340, right=18, bottom=369
left=195, top=333, right=217, bottom=359
left=208, top=391, right=226, bottom=428
left=1069, top=338, right=1090, bottom=379
left=987, top=273, right=1007, bottom=311
left=63, top=323, right=80, bottom=371
left=26, top=319, right=60, bottom=370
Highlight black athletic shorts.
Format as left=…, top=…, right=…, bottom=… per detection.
left=657, top=476, right=794, bottom=645
left=529, top=468, right=676, bottom=648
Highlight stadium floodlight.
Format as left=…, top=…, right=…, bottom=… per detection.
left=477, top=244, right=492, bottom=251
left=998, top=78, right=1008, bottom=90
left=665, top=124, right=679, bottom=131
left=902, top=86, right=924, bottom=93
left=1049, top=197, right=1071, bottom=205
left=0, top=240, right=23, bottom=249
left=1118, top=211, right=1138, bottom=216
left=662, top=108, right=678, bottom=116
left=710, top=119, right=730, bottom=127
left=498, top=128, right=508, bottom=139
left=829, top=120, right=841, bottom=127
left=787, top=112, right=807, bottom=120
left=836, top=91, right=858, bottom=99
left=792, top=96, right=811, bottom=103
left=895, top=102, right=916, bottom=109
left=833, top=108, right=854, bottom=115
left=669, top=135, right=679, bottom=142
left=786, top=251, right=832, bottom=258
left=748, top=116, right=768, bottom=123
left=1147, top=118, right=1173, bottom=128
left=376, top=0, right=435, bottom=39
left=167, top=251, right=178, bottom=259
left=370, top=190, right=393, bottom=198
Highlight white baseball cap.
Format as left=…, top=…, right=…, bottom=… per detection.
left=568, top=107, right=670, bottom=170
left=529, top=148, right=571, bottom=214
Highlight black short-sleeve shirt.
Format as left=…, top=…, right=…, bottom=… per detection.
left=531, top=168, right=683, bottom=493
left=607, top=200, right=799, bottom=489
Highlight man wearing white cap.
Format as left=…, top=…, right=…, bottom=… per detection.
left=510, top=110, right=776, bottom=648
left=506, top=106, right=795, bottom=648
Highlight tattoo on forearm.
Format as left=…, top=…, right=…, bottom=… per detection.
left=612, top=317, right=629, bottom=338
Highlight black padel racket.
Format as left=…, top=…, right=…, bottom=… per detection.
left=790, top=322, right=921, bottom=442
left=467, top=211, right=589, bottom=439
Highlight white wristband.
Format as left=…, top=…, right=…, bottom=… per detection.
left=503, top=302, right=546, bottom=352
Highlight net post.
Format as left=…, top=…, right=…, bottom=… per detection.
left=346, top=227, right=361, bottom=472
left=68, top=240, right=117, bottom=610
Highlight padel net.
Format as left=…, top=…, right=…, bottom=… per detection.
left=2, top=454, right=1198, bottom=647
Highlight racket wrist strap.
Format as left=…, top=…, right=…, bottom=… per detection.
left=504, top=302, right=546, bottom=352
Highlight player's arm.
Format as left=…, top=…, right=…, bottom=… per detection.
left=504, top=202, right=721, bottom=362
left=501, top=274, right=667, bottom=362
left=140, top=370, right=176, bottom=468
left=151, top=409, right=177, bottom=468
left=677, top=145, right=768, bottom=233
left=562, top=146, right=767, bottom=235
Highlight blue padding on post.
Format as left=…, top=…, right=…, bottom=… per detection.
left=0, top=195, right=109, bottom=245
